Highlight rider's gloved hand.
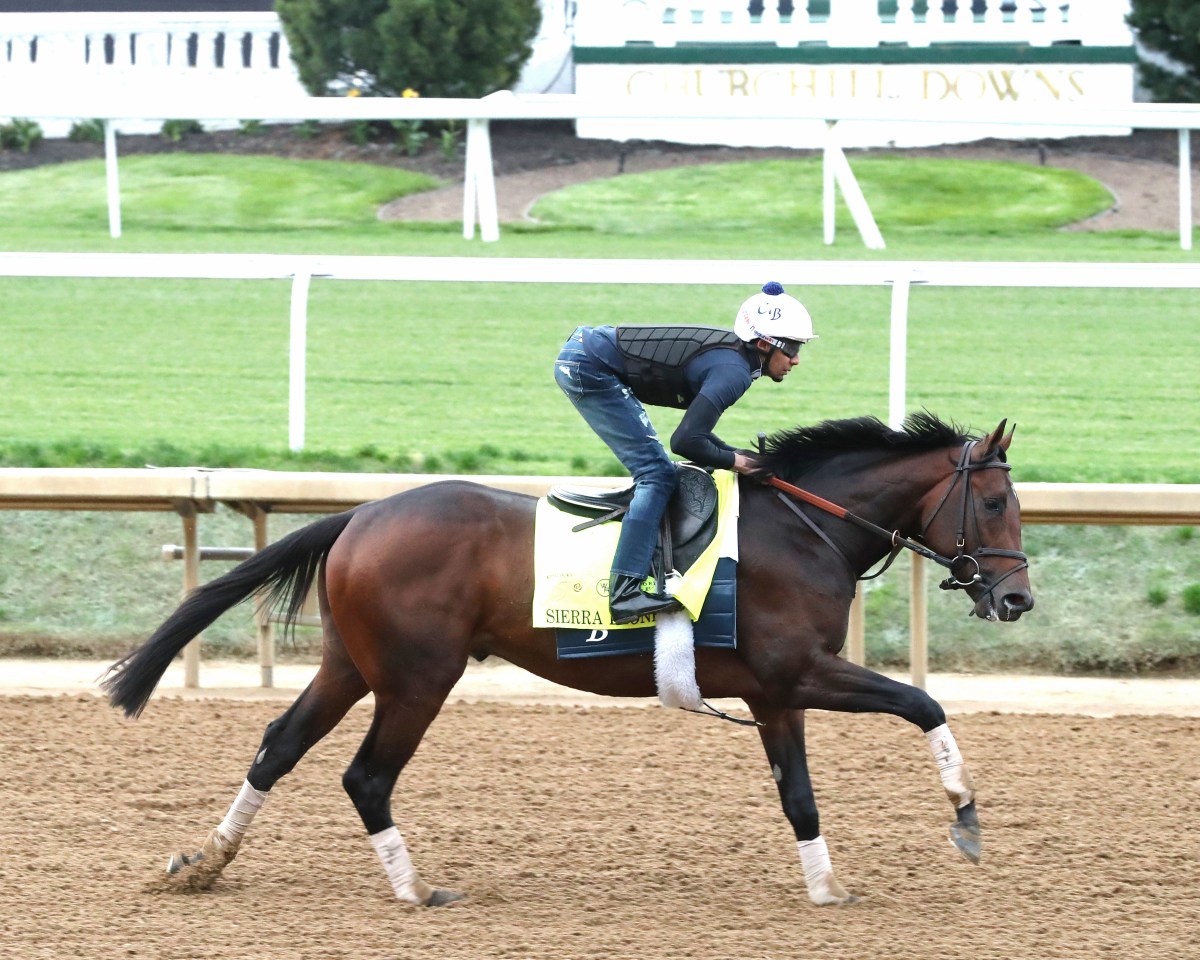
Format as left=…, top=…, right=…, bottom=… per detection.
left=732, top=450, right=776, bottom=485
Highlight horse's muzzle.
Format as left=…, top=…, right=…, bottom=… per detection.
left=972, top=588, right=1034, bottom=622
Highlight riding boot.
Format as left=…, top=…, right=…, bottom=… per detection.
left=609, top=574, right=679, bottom=625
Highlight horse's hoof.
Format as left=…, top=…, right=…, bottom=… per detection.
left=425, top=888, right=466, bottom=908
left=949, top=800, right=982, bottom=864
left=166, top=850, right=204, bottom=875
left=949, top=822, right=982, bottom=864
left=147, top=834, right=237, bottom=894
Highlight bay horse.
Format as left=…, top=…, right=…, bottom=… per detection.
left=102, top=412, right=1033, bottom=907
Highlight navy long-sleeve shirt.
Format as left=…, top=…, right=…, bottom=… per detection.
left=582, top=325, right=761, bottom=470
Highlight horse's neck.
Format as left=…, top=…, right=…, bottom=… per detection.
left=792, top=451, right=948, bottom=569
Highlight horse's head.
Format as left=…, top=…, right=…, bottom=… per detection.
left=918, top=420, right=1034, bottom=622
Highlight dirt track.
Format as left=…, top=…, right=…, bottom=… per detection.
left=2, top=693, right=1197, bottom=960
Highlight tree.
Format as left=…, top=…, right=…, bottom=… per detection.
left=277, top=0, right=542, bottom=99
left=1128, top=0, right=1200, bottom=103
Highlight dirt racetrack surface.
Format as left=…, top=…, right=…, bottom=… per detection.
left=3, top=693, right=1197, bottom=960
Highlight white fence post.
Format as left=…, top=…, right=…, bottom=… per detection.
left=910, top=553, right=927, bottom=688
left=888, top=271, right=913, bottom=431
left=103, top=120, right=122, bottom=239
left=463, top=118, right=500, bottom=243
left=823, top=122, right=837, bottom=245
left=288, top=267, right=312, bottom=452
left=1180, top=129, right=1193, bottom=252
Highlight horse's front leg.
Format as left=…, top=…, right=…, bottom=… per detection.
left=790, top=655, right=981, bottom=864
left=747, top=701, right=857, bottom=906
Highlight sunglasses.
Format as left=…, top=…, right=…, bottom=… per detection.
left=762, top=336, right=804, bottom=359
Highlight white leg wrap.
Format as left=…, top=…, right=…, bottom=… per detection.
left=214, top=780, right=268, bottom=849
left=926, top=723, right=975, bottom=809
left=370, top=827, right=432, bottom=904
left=654, top=608, right=703, bottom=710
left=797, top=836, right=850, bottom=906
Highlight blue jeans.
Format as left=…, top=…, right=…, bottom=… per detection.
left=554, top=327, right=677, bottom=579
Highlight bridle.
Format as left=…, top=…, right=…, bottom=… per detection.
left=768, top=439, right=1029, bottom=607
left=916, top=439, right=1029, bottom=596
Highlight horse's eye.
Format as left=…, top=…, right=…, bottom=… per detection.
left=983, top=497, right=1003, bottom=514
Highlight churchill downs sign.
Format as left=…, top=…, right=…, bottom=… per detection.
left=574, top=57, right=1135, bottom=147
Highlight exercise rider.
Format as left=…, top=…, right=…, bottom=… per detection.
left=553, top=281, right=818, bottom=624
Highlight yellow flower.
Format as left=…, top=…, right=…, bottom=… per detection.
left=402, top=88, right=420, bottom=98
left=346, top=88, right=362, bottom=98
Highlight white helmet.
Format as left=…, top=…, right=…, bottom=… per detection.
left=734, top=281, right=817, bottom=346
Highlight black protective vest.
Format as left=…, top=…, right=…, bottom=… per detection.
left=615, top=325, right=744, bottom=409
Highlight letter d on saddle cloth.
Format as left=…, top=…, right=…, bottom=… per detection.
left=544, top=464, right=738, bottom=660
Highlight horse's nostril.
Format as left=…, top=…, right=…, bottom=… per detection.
left=1003, top=592, right=1034, bottom=614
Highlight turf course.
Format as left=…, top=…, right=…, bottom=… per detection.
left=1, top=153, right=1197, bottom=482
left=0, top=149, right=1197, bottom=672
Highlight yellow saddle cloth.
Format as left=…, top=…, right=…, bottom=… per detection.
left=532, top=469, right=739, bottom=630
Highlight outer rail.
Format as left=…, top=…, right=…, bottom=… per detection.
left=3, top=469, right=1198, bottom=689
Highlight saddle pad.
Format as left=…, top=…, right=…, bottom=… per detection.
left=556, top=557, right=738, bottom=660
left=532, top=468, right=739, bottom=629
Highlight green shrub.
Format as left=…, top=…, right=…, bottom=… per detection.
left=439, top=121, right=464, bottom=161
left=0, top=118, right=43, bottom=152
left=67, top=119, right=106, bottom=144
left=1146, top=585, right=1169, bottom=606
left=277, top=0, right=541, bottom=98
left=393, top=119, right=429, bottom=156
left=160, top=119, right=204, bottom=142
left=1183, top=583, right=1200, bottom=615
left=1128, top=1, right=1200, bottom=102
left=1173, top=526, right=1195, bottom=543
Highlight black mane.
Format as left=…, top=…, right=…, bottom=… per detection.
left=759, top=412, right=976, bottom=482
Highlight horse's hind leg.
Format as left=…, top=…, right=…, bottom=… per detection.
left=748, top=701, right=856, bottom=906
left=155, top=593, right=369, bottom=893
left=342, top=667, right=467, bottom=907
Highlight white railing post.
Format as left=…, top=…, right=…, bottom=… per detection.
left=180, top=503, right=201, bottom=687
left=830, top=146, right=886, bottom=250
left=87, top=31, right=106, bottom=68
left=463, top=117, right=500, bottom=242
left=846, top=591, right=865, bottom=665
left=104, top=120, right=122, bottom=240
left=168, top=29, right=189, bottom=68
left=823, top=121, right=837, bottom=245
left=251, top=28, right=272, bottom=70
left=888, top=270, right=913, bottom=431
left=288, top=267, right=311, bottom=452
left=910, top=553, right=927, bottom=688
left=1180, top=128, right=1193, bottom=252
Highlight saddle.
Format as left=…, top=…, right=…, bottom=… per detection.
left=547, top=463, right=720, bottom=587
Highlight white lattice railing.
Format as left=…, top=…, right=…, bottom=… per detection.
left=575, top=0, right=1133, bottom=48
left=0, top=12, right=292, bottom=73
left=0, top=12, right=302, bottom=132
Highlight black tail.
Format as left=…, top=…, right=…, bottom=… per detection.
left=102, top=509, right=358, bottom=718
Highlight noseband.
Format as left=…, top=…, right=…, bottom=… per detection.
left=768, top=439, right=1029, bottom=598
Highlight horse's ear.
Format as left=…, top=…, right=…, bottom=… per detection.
left=975, top=419, right=1009, bottom=460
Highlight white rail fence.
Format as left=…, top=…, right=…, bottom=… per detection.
left=577, top=0, right=1132, bottom=47
left=2, top=94, right=1197, bottom=248
left=2, top=467, right=1198, bottom=689
left=4, top=252, right=1200, bottom=452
